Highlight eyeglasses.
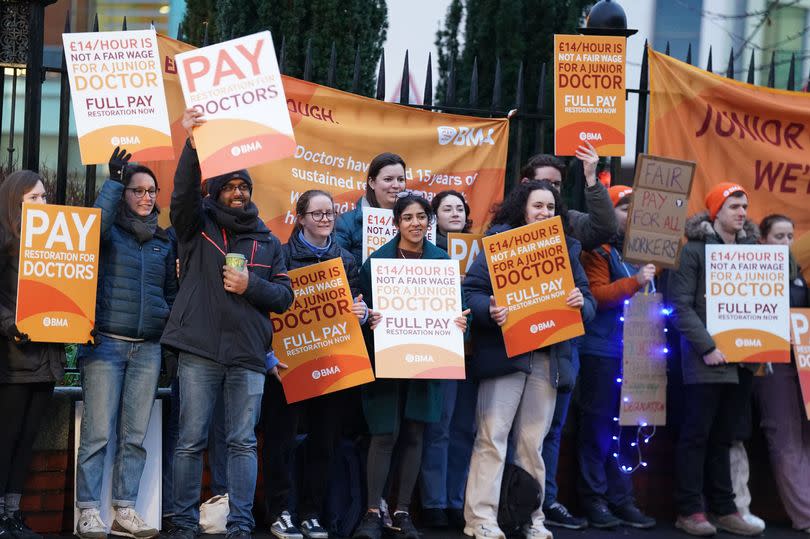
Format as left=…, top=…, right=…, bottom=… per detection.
left=220, top=183, right=250, bottom=194
left=536, top=178, right=562, bottom=189
left=396, top=189, right=428, bottom=199
left=126, top=187, right=160, bottom=199
left=305, top=210, right=336, bottom=222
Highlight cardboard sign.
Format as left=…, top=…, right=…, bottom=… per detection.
left=447, top=233, right=484, bottom=278
left=623, top=154, right=696, bottom=268
left=175, top=31, right=296, bottom=178
left=620, top=293, right=668, bottom=426
left=270, top=258, right=374, bottom=403
left=706, top=245, right=790, bottom=363
left=554, top=34, right=626, bottom=156
left=483, top=216, right=584, bottom=358
left=361, top=206, right=436, bottom=262
left=789, top=308, right=810, bottom=420
left=62, top=30, right=174, bottom=165
left=16, top=204, right=101, bottom=343
left=370, top=259, right=465, bottom=379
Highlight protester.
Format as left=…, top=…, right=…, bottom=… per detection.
left=0, top=172, right=64, bottom=539
left=463, top=180, right=595, bottom=539
left=752, top=214, right=810, bottom=533
left=668, top=183, right=765, bottom=537
left=162, top=109, right=294, bottom=539
left=74, top=151, right=178, bottom=539
left=335, top=153, right=407, bottom=266
left=520, top=143, right=615, bottom=530
left=352, top=193, right=468, bottom=539
left=576, top=186, right=656, bottom=529
left=264, top=189, right=370, bottom=539
left=420, top=190, right=477, bottom=529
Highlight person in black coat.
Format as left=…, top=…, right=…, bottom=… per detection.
left=0, top=170, right=64, bottom=539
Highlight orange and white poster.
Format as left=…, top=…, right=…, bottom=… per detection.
left=447, top=233, right=484, bottom=278
left=16, top=204, right=101, bottom=343
left=63, top=29, right=174, bottom=165
left=362, top=206, right=436, bottom=262
left=483, top=216, right=583, bottom=358
left=370, top=259, right=465, bottom=379
left=175, top=31, right=296, bottom=178
left=789, top=309, right=810, bottom=419
left=706, top=245, right=790, bottom=363
left=270, top=259, right=373, bottom=403
left=554, top=34, right=626, bottom=156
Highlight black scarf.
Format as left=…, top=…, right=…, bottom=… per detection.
left=203, top=197, right=261, bottom=234
left=116, top=205, right=158, bottom=244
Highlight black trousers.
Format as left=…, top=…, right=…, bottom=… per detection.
left=0, top=383, right=54, bottom=495
left=674, top=369, right=753, bottom=516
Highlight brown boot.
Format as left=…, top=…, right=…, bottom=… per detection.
left=708, top=512, right=765, bottom=536
left=675, top=513, right=717, bottom=536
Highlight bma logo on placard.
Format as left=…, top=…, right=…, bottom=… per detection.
left=437, top=126, right=495, bottom=146
left=311, top=366, right=341, bottom=380
left=578, top=132, right=603, bottom=142
left=231, top=141, right=263, bottom=157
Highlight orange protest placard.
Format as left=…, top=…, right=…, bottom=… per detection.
left=16, top=204, right=101, bottom=343
left=789, top=309, right=810, bottom=420
left=447, top=233, right=484, bottom=278
left=483, top=216, right=584, bottom=358
left=270, top=258, right=374, bottom=403
left=554, top=34, right=626, bottom=156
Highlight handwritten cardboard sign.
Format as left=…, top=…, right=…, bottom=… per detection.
left=789, top=308, right=810, bottom=420
left=623, top=154, right=696, bottom=268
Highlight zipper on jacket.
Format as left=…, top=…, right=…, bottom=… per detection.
left=137, top=244, right=145, bottom=337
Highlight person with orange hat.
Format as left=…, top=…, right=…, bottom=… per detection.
left=667, top=182, right=765, bottom=537
left=576, top=186, right=657, bottom=530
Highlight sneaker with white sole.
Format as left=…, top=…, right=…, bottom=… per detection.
left=76, top=508, right=107, bottom=539
left=523, top=523, right=553, bottom=539
left=462, top=524, right=506, bottom=539
left=111, top=507, right=158, bottom=539
left=741, top=512, right=766, bottom=531
left=300, top=518, right=328, bottom=539
left=271, top=512, right=304, bottom=539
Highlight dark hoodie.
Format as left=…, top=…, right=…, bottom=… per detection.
left=667, top=211, right=759, bottom=385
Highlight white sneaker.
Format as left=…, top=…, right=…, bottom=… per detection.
left=741, top=512, right=766, bottom=532
left=111, top=507, right=158, bottom=539
left=462, top=523, right=507, bottom=539
left=379, top=499, right=393, bottom=528
left=76, top=508, right=107, bottom=539
left=523, top=523, right=553, bottom=539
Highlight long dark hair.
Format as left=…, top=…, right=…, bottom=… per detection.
left=366, top=152, right=406, bottom=208
left=123, top=164, right=160, bottom=213
left=491, top=180, right=568, bottom=231
left=0, top=170, right=44, bottom=255
left=393, top=193, right=434, bottom=227
left=290, top=189, right=334, bottom=240
left=431, top=189, right=472, bottom=233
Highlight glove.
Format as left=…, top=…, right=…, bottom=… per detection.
left=160, top=347, right=179, bottom=386
left=86, top=328, right=98, bottom=346
left=109, top=146, right=132, bottom=182
left=5, top=323, right=30, bottom=345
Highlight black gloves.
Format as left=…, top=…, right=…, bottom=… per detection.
left=109, top=146, right=132, bottom=183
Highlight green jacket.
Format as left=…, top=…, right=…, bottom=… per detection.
left=358, top=234, right=449, bottom=434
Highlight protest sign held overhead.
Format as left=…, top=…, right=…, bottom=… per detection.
left=270, top=259, right=374, bottom=403
left=175, top=31, right=296, bottom=178
left=789, top=309, right=810, bottom=420
left=16, top=204, right=101, bottom=343
left=63, top=29, right=174, bottom=165
left=483, top=216, right=583, bottom=358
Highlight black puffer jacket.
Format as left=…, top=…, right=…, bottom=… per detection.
left=283, top=231, right=361, bottom=297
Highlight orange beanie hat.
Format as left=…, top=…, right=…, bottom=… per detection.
left=705, top=182, right=747, bottom=220
left=608, top=185, right=633, bottom=207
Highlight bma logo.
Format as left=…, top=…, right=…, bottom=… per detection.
left=437, top=126, right=495, bottom=146
left=231, top=141, right=263, bottom=157
left=311, top=366, right=341, bottom=380
left=42, top=316, right=68, bottom=328
left=111, top=136, right=141, bottom=146
left=735, top=338, right=762, bottom=347
left=578, top=132, right=603, bottom=141
left=529, top=320, right=556, bottom=334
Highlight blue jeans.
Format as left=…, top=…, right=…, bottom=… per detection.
left=172, top=353, right=264, bottom=533
left=420, top=380, right=477, bottom=509
left=162, top=377, right=180, bottom=516
left=76, top=335, right=161, bottom=508
left=208, top=393, right=229, bottom=496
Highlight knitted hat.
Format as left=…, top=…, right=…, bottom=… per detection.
left=705, top=182, right=747, bottom=220
left=608, top=185, right=633, bottom=207
left=205, top=169, right=253, bottom=200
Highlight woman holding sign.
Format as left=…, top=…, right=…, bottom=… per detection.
left=753, top=215, right=810, bottom=533
left=263, top=189, right=369, bottom=539
left=0, top=171, right=64, bottom=539
left=74, top=150, right=178, bottom=539
left=335, top=152, right=407, bottom=266
left=353, top=193, right=469, bottom=539
left=462, top=180, right=595, bottom=539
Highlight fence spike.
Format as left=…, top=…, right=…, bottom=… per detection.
left=351, top=45, right=361, bottom=93
left=64, top=9, right=71, bottom=32
left=376, top=53, right=386, bottom=100
left=399, top=50, right=410, bottom=104
left=725, top=48, right=734, bottom=79
left=686, top=43, right=692, bottom=65
left=278, top=35, right=286, bottom=75
left=491, top=57, right=502, bottom=110
left=327, top=42, right=337, bottom=87
left=469, top=56, right=478, bottom=107
left=746, top=49, right=755, bottom=84
left=303, top=38, right=313, bottom=81
left=665, top=41, right=670, bottom=56
left=202, top=21, right=209, bottom=46
left=122, top=16, right=127, bottom=31
left=706, top=46, right=712, bottom=72
left=93, top=13, right=99, bottom=31
left=514, top=61, right=524, bottom=108
left=635, top=41, right=649, bottom=159
left=767, top=51, right=775, bottom=88
left=446, top=55, right=457, bottom=106
left=806, top=66, right=810, bottom=92
left=176, top=22, right=183, bottom=40
left=424, top=53, right=433, bottom=107
left=787, top=53, right=796, bottom=91
left=536, top=62, right=546, bottom=112
left=56, top=9, right=72, bottom=204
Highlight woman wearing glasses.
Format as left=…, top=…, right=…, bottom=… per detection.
left=75, top=149, right=178, bottom=539
left=263, top=189, right=372, bottom=539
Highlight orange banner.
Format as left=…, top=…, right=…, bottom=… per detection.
left=270, top=259, right=374, bottom=403
left=554, top=34, right=626, bottom=156
left=789, top=308, right=810, bottom=420
left=16, top=204, right=101, bottom=343
left=483, top=216, right=584, bottom=358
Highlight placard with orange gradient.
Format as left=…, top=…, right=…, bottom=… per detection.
left=63, top=29, right=174, bottom=165
left=175, top=31, right=296, bottom=179
left=16, top=204, right=101, bottom=343
left=483, top=216, right=584, bottom=358
left=554, top=34, right=626, bottom=156
left=447, top=233, right=484, bottom=278
left=789, top=308, right=810, bottom=420
left=270, top=258, right=373, bottom=404
left=371, top=259, right=465, bottom=379
left=705, top=245, right=790, bottom=363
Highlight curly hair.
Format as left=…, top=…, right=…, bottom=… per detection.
left=491, top=180, right=568, bottom=231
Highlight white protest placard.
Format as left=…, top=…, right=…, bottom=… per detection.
left=362, top=206, right=436, bottom=262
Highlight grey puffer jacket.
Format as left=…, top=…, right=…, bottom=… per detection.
left=667, top=212, right=759, bottom=384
